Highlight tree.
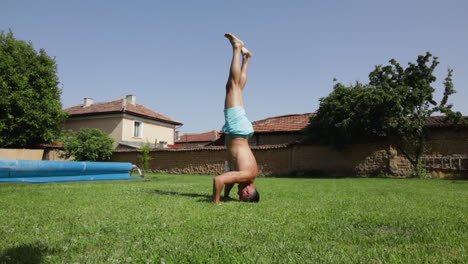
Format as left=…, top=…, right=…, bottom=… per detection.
left=61, top=128, right=114, bottom=161
left=305, top=52, right=465, bottom=177
left=0, top=30, right=68, bottom=148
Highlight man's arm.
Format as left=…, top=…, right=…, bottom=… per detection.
left=213, top=171, right=250, bottom=204
left=213, top=176, right=225, bottom=204
left=224, top=183, right=234, bottom=198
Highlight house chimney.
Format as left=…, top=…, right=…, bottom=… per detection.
left=84, top=98, right=94, bottom=107
left=126, top=95, right=136, bottom=105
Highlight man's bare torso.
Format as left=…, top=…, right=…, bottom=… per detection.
left=226, top=136, right=258, bottom=183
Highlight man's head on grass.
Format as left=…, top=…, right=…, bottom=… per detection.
left=238, top=184, right=260, bottom=203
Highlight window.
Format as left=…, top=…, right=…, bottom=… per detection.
left=133, top=121, right=143, bottom=138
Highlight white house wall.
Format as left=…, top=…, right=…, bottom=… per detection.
left=121, top=117, right=175, bottom=145
left=64, top=117, right=124, bottom=147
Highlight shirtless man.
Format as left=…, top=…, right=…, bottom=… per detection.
left=213, top=33, right=259, bottom=204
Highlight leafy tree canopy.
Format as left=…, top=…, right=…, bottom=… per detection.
left=0, top=30, right=68, bottom=148
left=305, top=52, right=465, bottom=176
left=61, top=128, right=114, bottom=161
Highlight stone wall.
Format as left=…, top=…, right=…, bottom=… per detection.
left=0, top=149, right=44, bottom=160
left=42, top=149, right=73, bottom=161
left=112, top=147, right=227, bottom=175
left=109, top=128, right=468, bottom=179
left=427, top=127, right=468, bottom=154
left=249, top=133, right=301, bottom=146
left=111, top=142, right=414, bottom=177
left=290, top=143, right=413, bottom=177
left=112, top=146, right=294, bottom=176
left=422, top=128, right=468, bottom=178
left=253, top=145, right=292, bottom=175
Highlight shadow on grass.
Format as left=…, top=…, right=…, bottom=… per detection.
left=150, top=189, right=238, bottom=203
left=1, top=243, right=51, bottom=264
left=268, top=170, right=340, bottom=179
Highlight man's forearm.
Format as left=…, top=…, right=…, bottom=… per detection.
left=213, top=177, right=224, bottom=204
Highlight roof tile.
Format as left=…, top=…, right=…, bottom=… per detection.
left=64, top=98, right=182, bottom=125
left=252, top=113, right=312, bottom=132
left=425, top=116, right=467, bottom=128
left=177, top=130, right=221, bottom=143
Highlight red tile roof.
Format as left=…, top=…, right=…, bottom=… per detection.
left=252, top=113, right=312, bottom=133
left=250, top=114, right=466, bottom=133
left=64, top=98, right=182, bottom=125
left=176, top=130, right=221, bottom=143
left=167, top=144, right=184, bottom=148
left=426, top=116, right=467, bottom=128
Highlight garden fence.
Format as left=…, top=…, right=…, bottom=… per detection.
left=422, top=155, right=468, bottom=171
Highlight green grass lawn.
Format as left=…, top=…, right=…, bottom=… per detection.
left=0, top=174, right=467, bottom=264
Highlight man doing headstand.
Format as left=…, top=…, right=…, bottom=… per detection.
left=213, top=33, right=259, bottom=204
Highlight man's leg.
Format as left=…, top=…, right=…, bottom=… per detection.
left=224, top=33, right=245, bottom=109
left=239, top=47, right=252, bottom=91
left=214, top=33, right=247, bottom=204
left=223, top=33, right=248, bottom=198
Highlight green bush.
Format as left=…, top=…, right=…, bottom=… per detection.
left=61, top=128, right=114, bottom=161
left=138, top=143, right=153, bottom=170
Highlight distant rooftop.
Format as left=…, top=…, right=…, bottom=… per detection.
left=64, top=95, right=182, bottom=126
left=252, top=113, right=312, bottom=133
left=249, top=113, right=466, bottom=133
left=425, top=116, right=467, bottom=128
left=177, top=130, right=221, bottom=143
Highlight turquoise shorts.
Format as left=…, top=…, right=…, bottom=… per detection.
left=222, top=106, right=254, bottom=139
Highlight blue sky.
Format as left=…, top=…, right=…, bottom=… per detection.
left=2, top=0, right=467, bottom=134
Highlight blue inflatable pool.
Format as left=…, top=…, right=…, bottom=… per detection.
left=0, top=159, right=140, bottom=183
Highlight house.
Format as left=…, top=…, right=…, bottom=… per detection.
left=176, top=130, right=221, bottom=147
left=63, top=95, right=183, bottom=149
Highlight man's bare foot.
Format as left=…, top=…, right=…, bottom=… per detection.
left=241, top=47, right=253, bottom=58
left=224, top=33, right=244, bottom=48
